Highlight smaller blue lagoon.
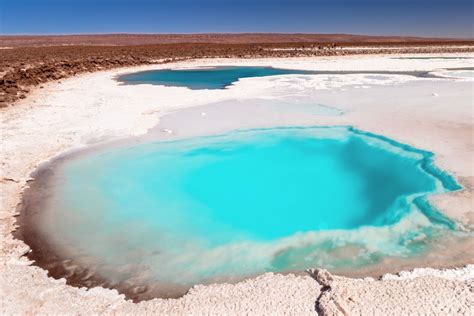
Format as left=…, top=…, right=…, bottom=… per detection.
left=30, top=126, right=461, bottom=297
left=118, top=66, right=315, bottom=89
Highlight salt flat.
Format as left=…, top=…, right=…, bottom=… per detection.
left=1, top=53, right=473, bottom=314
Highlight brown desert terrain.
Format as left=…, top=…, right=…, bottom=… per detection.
left=1, top=34, right=473, bottom=106
left=2, top=33, right=473, bottom=47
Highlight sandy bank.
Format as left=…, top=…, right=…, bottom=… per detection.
left=1, top=53, right=473, bottom=314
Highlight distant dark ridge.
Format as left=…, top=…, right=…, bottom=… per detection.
left=1, top=33, right=473, bottom=47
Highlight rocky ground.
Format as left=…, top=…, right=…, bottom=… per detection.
left=309, top=267, right=474, bottom=315
left=1, top=40, right=473, bottom=106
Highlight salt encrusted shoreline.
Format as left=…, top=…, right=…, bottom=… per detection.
left=1, top=53, right=473, bottom=314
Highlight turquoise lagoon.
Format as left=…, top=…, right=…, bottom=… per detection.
left=44, top=126, right=460, bottom=287
left=118, top=66, right=315, bottom=89
left=117, top=66, right=453, bottom=89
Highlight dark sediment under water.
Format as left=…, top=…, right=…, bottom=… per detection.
left=17, top=126, right=463, bottom=301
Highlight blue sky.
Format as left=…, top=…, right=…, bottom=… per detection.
left=0, top=0, right=473, bottom=38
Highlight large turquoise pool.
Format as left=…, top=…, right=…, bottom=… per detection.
left=34, top=126, right=460, bottom=296
left=117, top=66, right=452, bottom=89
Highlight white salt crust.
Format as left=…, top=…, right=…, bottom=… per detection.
left=1, top=53, right=473, bottom=314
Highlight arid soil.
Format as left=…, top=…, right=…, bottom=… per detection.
left=1, top=35, right=473, bottom=106
left=1, top=33, right=472, bottom=47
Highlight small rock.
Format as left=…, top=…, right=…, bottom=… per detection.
left=307, top=268, right=334, bottom=287
left=5, top=87, right=18, bottom=95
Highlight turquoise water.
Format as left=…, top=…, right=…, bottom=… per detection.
left=118, top=66, right=314, bottom=89
left=45, top=126, right=459, bottom=287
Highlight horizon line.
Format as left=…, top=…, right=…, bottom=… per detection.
left=1, top=32, right=473, bottom=41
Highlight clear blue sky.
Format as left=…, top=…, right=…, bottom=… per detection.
left=1, top=0, right=473, bottom=38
